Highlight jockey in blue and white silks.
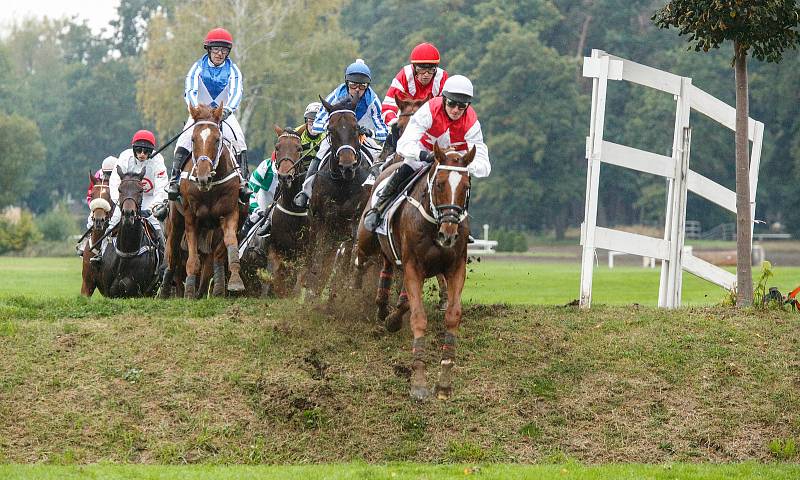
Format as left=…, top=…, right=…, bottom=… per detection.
left=168, top=27, right=251, bottom=202
left=293, top=59, right=388, bottom=208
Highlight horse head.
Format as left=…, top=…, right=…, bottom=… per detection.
left=189, top=103, right=225, bottom=192
left=88, top=172, right=113, bottom=232
left=272, top=124, right=303, bottom=188
left=321, top=94, right=360, bottom=181
left=429, top=143, right=474, bottom=249
left=116, top=165, right=145, bottom=227
left=395, top=92, right=430, bottom=136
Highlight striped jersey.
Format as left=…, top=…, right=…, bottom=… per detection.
left=310, top=84, right=388, bottom=142
left=381, top=65, right=447, bottom=125
left=184, top=55, right=243, bottom=112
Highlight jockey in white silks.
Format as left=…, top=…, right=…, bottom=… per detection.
left=292, top=59, right=388, bottom=209
left=88, top=130, right=168, bottom=265
left=168, top=27, right=251, bottom=202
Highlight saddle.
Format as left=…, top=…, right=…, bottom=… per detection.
left=371, top=165, right=431, bottom=238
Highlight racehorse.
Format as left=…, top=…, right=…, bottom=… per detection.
left=94, top=167, right=161, bottom=297
left=355, top=143, right=475, bottom=401
left=161, top=103, right=244, bottom=298
left=267, top=125, right=309, bottom=296
left=81, top=172, right=114, bottom=296
left=303, top=95, right=370, bottom=300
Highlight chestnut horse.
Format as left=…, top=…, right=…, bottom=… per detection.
left=303, top=95, right=370, bottom=300
left=355, top=144, right=475, bottom=401
left=162, top=103, right=244, bottom=298
left=377, top=92, right=431, bottom=164
left=81, top=172, right=114, bottom=296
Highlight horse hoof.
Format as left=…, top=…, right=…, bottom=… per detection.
left=184, top=288, right=195, bottom=299
left=434, top=384, right=452, bottom=400
left=227, top=275, right=245, bottom=292
left=385, top=312, right=403, bottom=333
left=410, top=385, right=430, bottom=402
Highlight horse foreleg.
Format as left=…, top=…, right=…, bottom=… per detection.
left=184, top=219, right=201, bottom=299
left=222, top=214, right=244, bottom=292
left=404, top=263, right=429, bottom=401
left=436, top=274, right=449, bottom=311
left=160, top=208, right=182, bottom=299
left=267, top=248, right=283, bottom=297
left=377, top=259, right=394, bottom=327
left=434, top=264, right=467, bottom=400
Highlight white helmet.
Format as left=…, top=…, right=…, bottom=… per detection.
left=442, top=75, right=474, bottom=103
left=101, top=156, right=117, bottom=173
left=304, top=101, right=322, bottom=120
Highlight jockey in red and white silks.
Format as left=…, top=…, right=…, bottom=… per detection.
left=363, top=75, right=490, bottom=232
left=381, top=42, right=448, bottom=126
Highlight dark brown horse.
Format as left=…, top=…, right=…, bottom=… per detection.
left=303, top=95, right=370, bottom=299
left=94, top=167, right=161, bottom=297
left=81, top=172, right=114, bottom=296
left=267, top=125, right=310, bottom=296
left=161, top=103, right=244, bottom=298
left=355, top=143, right=475, bottom=401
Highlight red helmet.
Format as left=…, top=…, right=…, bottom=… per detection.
left=203, top=28, right=233, bottom=49
left=131, top=130, right=156, bottom=148
left=410, top=42, right=440, bottom=64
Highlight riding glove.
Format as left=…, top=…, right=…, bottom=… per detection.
left=222, top=108, right=232, bottom=121
left=358, top=126, right=373, bottom=138
left=419, top=150, right=433, bottom=163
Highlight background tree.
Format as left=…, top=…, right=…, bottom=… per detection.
left=653, top=0, right=800, bottom=306
left=0, top=114, right=46, bottom=209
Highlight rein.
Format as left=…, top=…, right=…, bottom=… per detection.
left=405, top=164, right=470, bottom=226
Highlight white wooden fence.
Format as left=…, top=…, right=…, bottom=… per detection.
left=579, top=49, right=765, bottom=308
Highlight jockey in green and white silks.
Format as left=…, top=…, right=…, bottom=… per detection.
left=168, top=27, right=251, bottom=202
left=239, top=102, right=326, bottom=238
left=293, top=59, right=388, bottom=209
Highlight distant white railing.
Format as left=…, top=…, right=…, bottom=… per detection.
left=580, top=49, right=765, bottom=308
left=468, top=223, right=498, bottom=255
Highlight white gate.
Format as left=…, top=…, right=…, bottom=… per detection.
left=579, top=49, right=765, bottom=308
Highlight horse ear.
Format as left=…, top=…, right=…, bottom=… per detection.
left=432, top=144, right=444, bottom=163
left=116, top=165, right=124, bottom=178
left=395, top=92, right=410, bottom=111
left=189, top=105, right=199, bottom=120
left=463, top=145, right=476, bottom=166
left=89, top=172, right=95, bottom=186
left=320, top=95, right=333, bottom=112
left=213, top=103, right=224, bottom=122
left=296, top=123, right=307, bottom=135
left=273, top=124, right=283, bottom=136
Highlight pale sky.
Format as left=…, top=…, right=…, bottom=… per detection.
left=0, top=0, right=120, bottom=36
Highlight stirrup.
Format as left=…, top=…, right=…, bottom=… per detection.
left=167, top=182, right=180, bottom=201
left=294, top=192, right=309, bottom=209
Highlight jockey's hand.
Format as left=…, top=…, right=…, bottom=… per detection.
left=357, top=126, right=373, bottom=138
left=418, top=150, right=433, bottom=163
left=222, top=108, right=233, bottom=121
left=141, top=209, right=151, bottom=218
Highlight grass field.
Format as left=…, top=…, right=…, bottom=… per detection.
left=2, top=257, right=800, bottom=478
left=3, top=256, right=800, bottom=306
left=2, top=463, right=799, bottom=479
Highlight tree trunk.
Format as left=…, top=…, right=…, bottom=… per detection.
left=734, top=41, right=753, bottom=306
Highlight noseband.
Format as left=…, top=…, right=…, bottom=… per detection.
left=273, top=131, right=303, bottom=178
left=327, top=110, right=362, bottom=175
left=191, top=120, right=224, bottom=176
left=428, top=164, right=470, bottom=226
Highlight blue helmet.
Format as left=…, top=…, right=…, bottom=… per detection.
left=345, top=59, right=371, bottom=83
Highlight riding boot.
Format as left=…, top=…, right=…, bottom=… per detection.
left=238, top=215, right=257, bottom=241
left=155, top=229, right=167, bottom=277
left=364, top=163, right=415, bottom=232
left=256, top=215, right=272, bottom=237
left=293, top=157, right=321, bottom=208
left=168, top=147, right=190, bottom=201
left=238, top=150, right=253, bottom=203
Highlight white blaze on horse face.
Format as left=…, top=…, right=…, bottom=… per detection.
left=200, top=127, right=211, bottom=149
left=448, top=170, right=461, bottom=205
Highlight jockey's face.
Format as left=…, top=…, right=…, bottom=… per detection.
left=133, top=146, right=153, bottom=161
left=444, top=97, right=469, bottom=121
left=347, top=81, right=368, bottom=100
left=208, top=46, right=230, bottom=66
left=305, top=117, right=315, bottom=131
left=414, top=64, right=436, bottom=86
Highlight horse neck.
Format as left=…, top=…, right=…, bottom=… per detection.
left=117, top=217, right=143, bottom=253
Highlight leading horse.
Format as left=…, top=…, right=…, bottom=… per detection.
left=355, top=143, right=475, bottom=401
left=162, top=103, right=244, bottom=298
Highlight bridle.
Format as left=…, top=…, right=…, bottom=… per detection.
left=272, top=131, right=304, bottom=179
left=327, top=110, right=362, bottom=177
left=425, top=163, right=470, bottom=226
left=190, top=120, right=225, bottom=177
left=118, top=177, right=143, bottom=221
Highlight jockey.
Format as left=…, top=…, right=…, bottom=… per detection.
left=239, top=102, right=327, bottom=238
left=381, top=42, right=448, bottom=128
left=168, top=27, right=251, bottom=203
left=92, top=130, right=168, bottom=264
left=293, top=59, right=388, bottom=209
left=363, top=75, right=490, bottom=232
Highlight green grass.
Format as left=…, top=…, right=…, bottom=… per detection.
left=5, top=257, right=800, bottom=307
left=1, top=463, right=799, bottom=479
